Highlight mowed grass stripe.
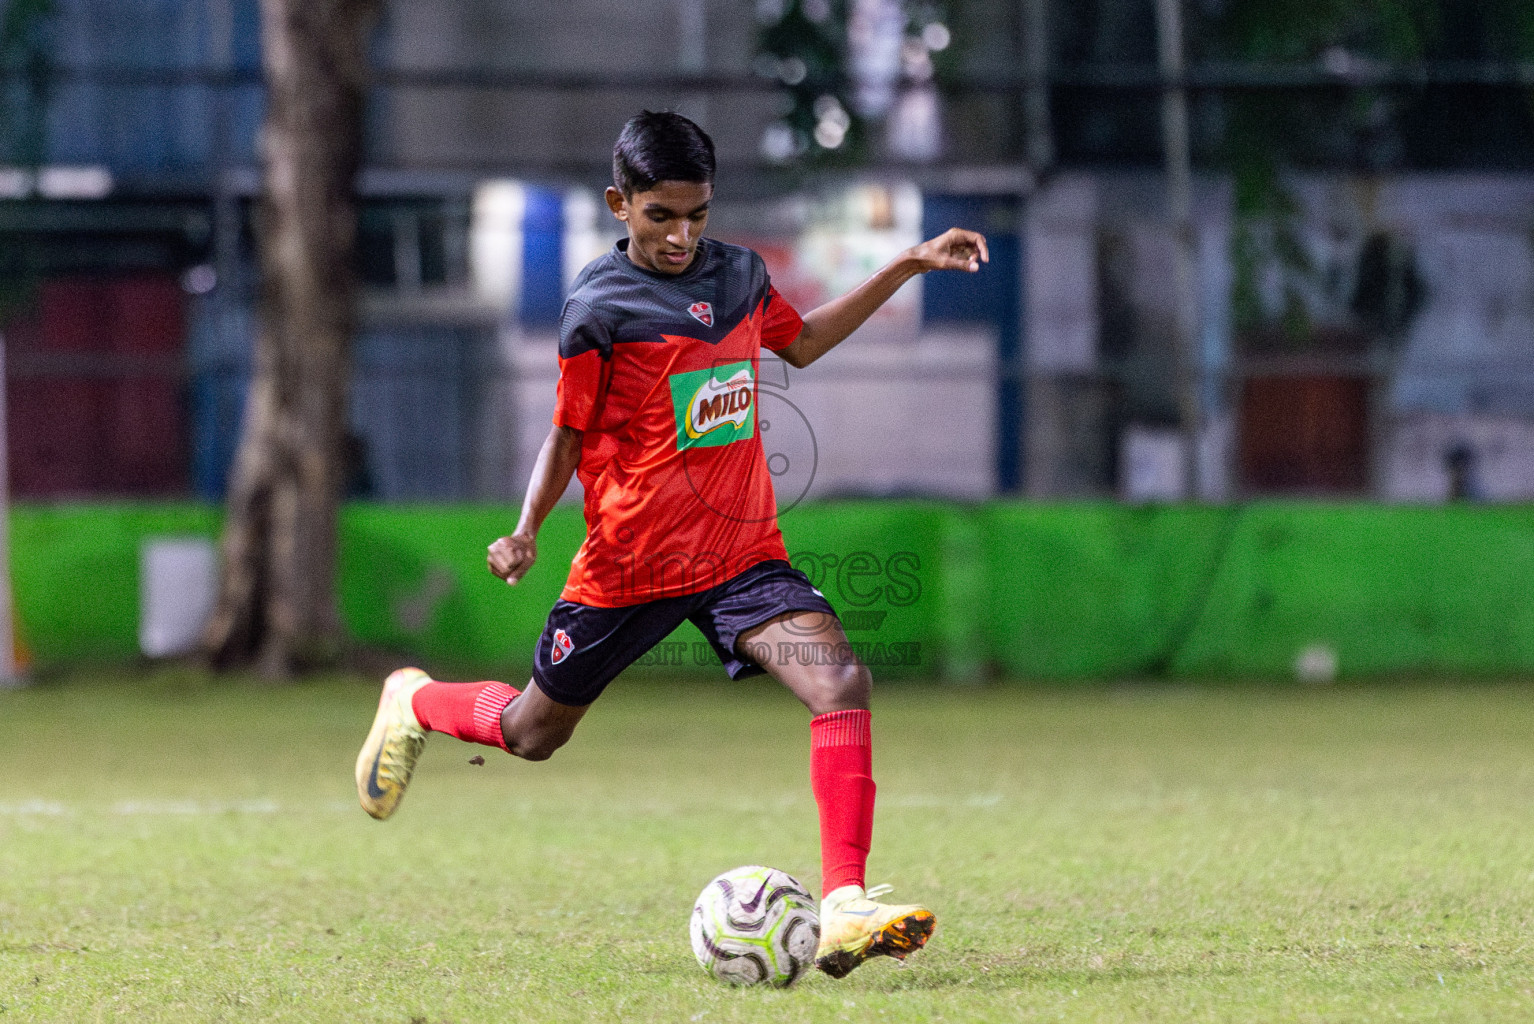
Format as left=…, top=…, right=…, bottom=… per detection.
left=2, top=672, right=1533, bottom=1022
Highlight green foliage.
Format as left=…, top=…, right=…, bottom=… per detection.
left=1206, top=0, right=1434, bottom=339
left=1484, top=1, right=1534, bottom=60
left=1204, top=0, right=1534, bottom=338
left=4, top=674, right=1534, bottom=1021
left=756, top=0, right=860, bottom=165
left=754, top=0, right=951, bottom=167
left=1210, top=0, right=1439, bottom=63
left=1226, top=139, right=1306, bottom=337
left=0, top=0, right=54, bottom=322
left=0, top=0, right=53, bottom=165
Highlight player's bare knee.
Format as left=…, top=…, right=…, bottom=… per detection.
left=806, top=660, right=870, bottom=714
left=836, top=660, right=873, bottom=706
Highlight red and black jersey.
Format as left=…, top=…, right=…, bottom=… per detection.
left=553, top=237, right=804, bottom=607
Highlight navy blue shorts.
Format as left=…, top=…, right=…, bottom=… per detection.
left=531, top=559, right=839, bottom=707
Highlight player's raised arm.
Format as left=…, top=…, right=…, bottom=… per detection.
left=488, top=423, right=584, bottom=586
left=775, top=226, right=988, bottom=369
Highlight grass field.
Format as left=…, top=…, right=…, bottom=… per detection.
left=3, top=671, right=1534, bottom=1022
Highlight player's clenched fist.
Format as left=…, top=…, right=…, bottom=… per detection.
left=488, top=532, right=537, bottom=585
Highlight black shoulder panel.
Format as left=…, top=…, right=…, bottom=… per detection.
left=574, top=238, right=772, bottom=348
left=558, top=296, right=613, bottom=360
left=558, top=250, right=622, bottom=359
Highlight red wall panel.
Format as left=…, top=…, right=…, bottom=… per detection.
left=6, top=275, right=187, bottom=497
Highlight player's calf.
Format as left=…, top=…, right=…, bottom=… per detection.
left=410, top=677, right=521, bottom=750
left=496, top=679, right=590, bottom=761
left=502, top=733, right=563, bottom=761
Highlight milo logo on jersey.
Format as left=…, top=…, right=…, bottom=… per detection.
left=669, top=360, right=756, bottom=450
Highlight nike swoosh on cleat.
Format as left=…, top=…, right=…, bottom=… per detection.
left=366, top=744, right=387, bottom=800
left=841, top=907, right=878, bottom=917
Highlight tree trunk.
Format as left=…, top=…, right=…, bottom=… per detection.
left=203, top=0, right=378, bottom=678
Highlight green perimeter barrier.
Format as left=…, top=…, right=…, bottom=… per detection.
left=10, top=500, right=1534, bottom=679
left=341, top=501, right=949, bottom=677
left=10, top=503, right=224, bottom=664
left=979, top=502, right=1534, bottom=678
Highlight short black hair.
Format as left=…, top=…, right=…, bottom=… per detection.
left=612, top=111, right=716, bottom=196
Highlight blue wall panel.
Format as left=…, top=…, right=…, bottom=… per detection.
left=520, top=187, right=565, bottom=327
left=922, top=194, right=1025, bottom=493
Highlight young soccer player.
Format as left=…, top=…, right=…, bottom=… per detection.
left=356, top=111, right=987, bottom=978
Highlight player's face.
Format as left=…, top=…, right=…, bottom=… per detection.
left=605, top=180, right=712, bottom=275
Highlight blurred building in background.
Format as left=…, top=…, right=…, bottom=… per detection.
left=2, top=0, right=1533, bottom=504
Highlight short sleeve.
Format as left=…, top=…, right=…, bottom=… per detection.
left=759, top=285, right=803, bottom=352
left=553, top=304, right=613, bottom=430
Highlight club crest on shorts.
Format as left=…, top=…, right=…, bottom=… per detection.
left=551, top=628, right=575, bottom=665
left=687, top=301, right=713, bottom=327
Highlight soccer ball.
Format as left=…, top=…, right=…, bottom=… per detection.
left=690, top=865, right=820, bottom=987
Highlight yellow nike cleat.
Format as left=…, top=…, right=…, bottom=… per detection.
left=355, top=667, right=433, bottom=820
left=813, top=884, right=936, bottom=978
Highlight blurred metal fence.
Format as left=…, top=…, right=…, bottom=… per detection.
left=10, top=328, right=1534, bottom=505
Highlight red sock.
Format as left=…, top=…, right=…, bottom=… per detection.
left=410, top=681, right=520, bottom=751
left=810, top=709, right=876, bottom=897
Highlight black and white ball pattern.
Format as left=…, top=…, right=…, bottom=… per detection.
left=690, top=865, right=820, bottom=986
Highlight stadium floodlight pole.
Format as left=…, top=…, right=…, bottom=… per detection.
left=1156, top=0, right=1204, bottom=500
left=0, top=332, right=17, bottom=685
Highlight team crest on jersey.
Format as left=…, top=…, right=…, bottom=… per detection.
left=551, top=628, right=575, bottom=665
left=668, top=360, right=755, bottom=450
left=687, top=301, right=713, bottom=327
